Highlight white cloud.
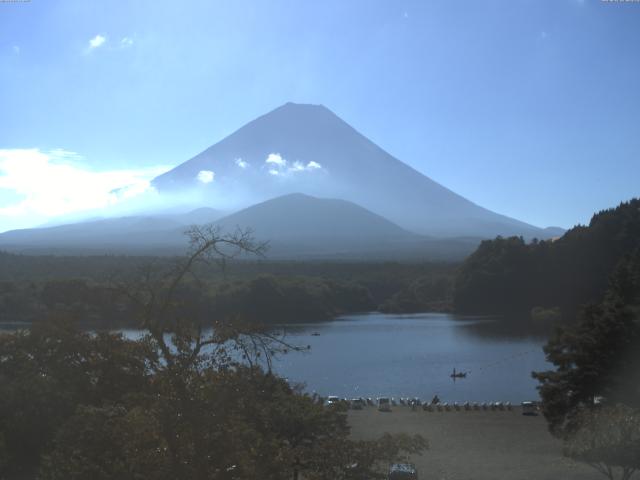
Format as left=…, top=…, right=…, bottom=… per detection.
left=12, top=45, right=20, bottom=55
left=120, top=37, right=134, bottom=47
left=263, top=153, right=323, bottom=177
left=0, top=148, right=171, bottom=231
left=265, top=153, right=287, bottom=167
left=235, top=158, right=248, bottom=169
left=196, top=170, right=215, bottom=183
left=49, top=148, right=80, bottom=159
left=88, top=35, right=106, bottom=49
left=291, top=161, right=305, bottom=172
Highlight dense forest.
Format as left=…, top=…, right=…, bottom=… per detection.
left=453, top=199, right=640, bottom=320
left=0, top=252, right=457, bottom=328
left=533, top=246, right=640, bottom=434
left=0, top=275, right=374, bottom=329
left=530, top=239, right=640, bottom=479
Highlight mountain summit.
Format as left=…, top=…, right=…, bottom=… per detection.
left=152, top=103, right=547, bottom=238
left=215, top=192, right=413, bottom=242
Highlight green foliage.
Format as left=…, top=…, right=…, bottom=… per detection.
left=454, top=198, right=640, bottom=316
left=533, top=302, right=640, bottom=436
left=0, top=325, right=426, bottom=480
left=0, top=281, right=43, bottom=323
left=211, top=275, right=374, bottom=324
left=40, top=405, right=170, bottom=480
left=0, top=319, right=151, bottom=477
left=0, top=227, right=427, bottom=479
left=532, top=248, right=640, bottom=437
left=379, top=274, right=453, bottom=313
left=454, top=236, right=534, bottom=314
left=532, top=243, right=640, bottom=480
left=530, top=306, right=562, bottom=324
left=0, top=256, right=457, bottom=327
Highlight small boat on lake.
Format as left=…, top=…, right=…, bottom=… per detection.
left=450, top=367, right=467, bottom=379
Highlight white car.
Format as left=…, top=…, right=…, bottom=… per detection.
left=389, top=463, right=418, bottom=479
left=521, top=401, right=538, bottom=415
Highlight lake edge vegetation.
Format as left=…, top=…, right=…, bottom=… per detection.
left=0, top=225, right=426, bottom=479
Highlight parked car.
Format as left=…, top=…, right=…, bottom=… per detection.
left=388, top=463, right=418, bottom=479
left=377, top=397, right=392, bottom=412
left=521, top=401, right=538, bottom=415
left=351, top=398, right=365, bottom=409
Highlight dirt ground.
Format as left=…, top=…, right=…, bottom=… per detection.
left=348, top=405, right=603, bottom=480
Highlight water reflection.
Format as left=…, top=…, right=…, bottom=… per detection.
left=457, top=314, right=555, bottom=341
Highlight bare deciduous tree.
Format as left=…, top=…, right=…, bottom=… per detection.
left=113, top=225, right=302, bottom=373
left=564, top=404, right=640, bottom=480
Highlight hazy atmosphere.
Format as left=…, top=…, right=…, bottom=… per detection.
left=1, top=2, right=639, bottom=480
left=2, top=0, right=640, bottom=232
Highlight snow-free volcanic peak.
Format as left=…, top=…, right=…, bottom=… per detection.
left=152, top=103, right=547, bottom=238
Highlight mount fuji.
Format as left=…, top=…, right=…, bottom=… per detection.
left=0, top=103, right=563, bottom=258
left=152, top=102, right=553, bottom=239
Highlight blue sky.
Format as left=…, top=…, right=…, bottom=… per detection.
left=1, top=0, right=639, bottom=232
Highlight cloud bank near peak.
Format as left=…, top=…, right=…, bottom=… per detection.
left=0, top=148, right=171, bottom=232
left=263, top=153, right=323, bottom=176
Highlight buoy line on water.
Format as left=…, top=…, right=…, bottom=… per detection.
left=462, top=348, right=540, bottom=376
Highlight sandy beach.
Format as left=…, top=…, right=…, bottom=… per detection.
left=348, top=405, right=602, bottom=480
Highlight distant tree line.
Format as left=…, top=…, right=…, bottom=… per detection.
left=453, top=199, right=640, bottom=320
left=0, top=275, right=374, bottom=329
left=211, top=275, right=374, bottom=324
left=379, top=275, right=453, bottom=313
left=0, top=255, right=458, bottom=327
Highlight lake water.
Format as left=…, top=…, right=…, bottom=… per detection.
left=1, top=312, right=550, bottom=403
left=270, top=313, right=550, bottom=403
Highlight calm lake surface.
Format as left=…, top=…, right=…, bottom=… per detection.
left=270, top=313, right=549, bottom=402
left=1, top=312, right=550, bottom=403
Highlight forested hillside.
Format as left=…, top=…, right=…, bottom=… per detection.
left=0, top=253, right=456, bottom=327
left=453, top=199, right=640, bottom=318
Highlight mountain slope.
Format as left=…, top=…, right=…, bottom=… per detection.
left=0, top=208, right=222, bottom=252
left=0, top=194, right=481, bottom=260
left=153, top=102, right=552, bottom=238
left=212, top=193, right=479, bottom=260
left=215, top=193, right=413, bottom=242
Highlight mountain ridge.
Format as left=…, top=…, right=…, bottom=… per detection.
left=0, top=193, right=481, bottom=260
left=152, top=102, right=554, bottom=239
